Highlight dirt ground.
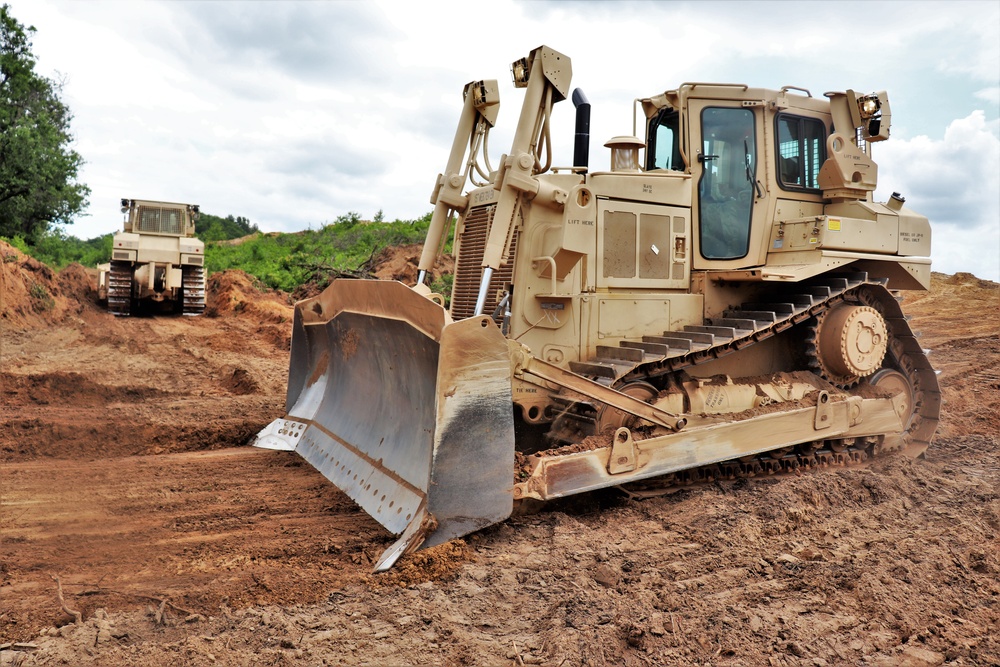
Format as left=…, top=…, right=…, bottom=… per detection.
left=1, top=239, right=997, bottom=666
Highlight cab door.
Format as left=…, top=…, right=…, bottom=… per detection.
left=689, top=101, right=765, bottom=269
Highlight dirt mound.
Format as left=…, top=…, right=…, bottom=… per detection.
left=938, top=271, right=999, bottom=290
left=372, top=243, right=454, bottom=285
left=901, top=272, right=1000, bottom=439
left=55, top=262, right=101, bottom=306
left=205, top=269, right=293, bottom=323
left=1, top=241, right=78, bottom=329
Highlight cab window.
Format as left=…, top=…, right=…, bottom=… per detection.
left=646, top=108, right=684, bottom=171
left=776, top=114, right=826, bottom=191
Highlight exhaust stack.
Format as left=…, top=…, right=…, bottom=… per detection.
left=572, top=88, right=590, bottom=172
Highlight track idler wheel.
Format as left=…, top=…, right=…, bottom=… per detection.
left=595, top=381, right=659, bottom=433
left=811, top=303, right=888, bottom=386
left=867, top=368, right=916, bottom=427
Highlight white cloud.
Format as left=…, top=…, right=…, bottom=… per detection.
left=975, top=87, right=1000, bottom=106
left=928, top=4, right=1000, bottom=82
left=5, top=0, right=998, bottom=281
left=876, top=111, right=1000, bottom=281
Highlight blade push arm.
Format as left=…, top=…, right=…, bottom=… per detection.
left=417, top=80, right=500, bottom=285
left=474, top=46, right=572, bottom=314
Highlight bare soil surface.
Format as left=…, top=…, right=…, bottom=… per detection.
left=1, top=240, right=998, bottom=666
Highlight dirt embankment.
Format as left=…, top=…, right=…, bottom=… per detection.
left=1, top=244, right=997, bottom=666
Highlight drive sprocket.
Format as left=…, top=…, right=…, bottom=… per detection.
left=807, top=302, right=888, bottom=387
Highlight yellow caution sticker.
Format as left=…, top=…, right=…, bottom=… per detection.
left=828, top=218, right=842, bottom=231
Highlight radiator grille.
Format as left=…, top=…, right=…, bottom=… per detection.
left=136, top=206, right=184, bottom=235
left=450, top=203, right=519, bottom=323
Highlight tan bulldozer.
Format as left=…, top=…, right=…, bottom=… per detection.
left=256, top=46, right=939, bottom=571
left=97, top=199, right=206, bottom=316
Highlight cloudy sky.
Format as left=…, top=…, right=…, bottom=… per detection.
left=8, top=0, right=999, bottom=280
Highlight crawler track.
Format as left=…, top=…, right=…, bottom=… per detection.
left=182, top=265, right=206, bottom=316
left=106, top=260, right=133, bottom=316
left=530, top=272, right=941, bottom=496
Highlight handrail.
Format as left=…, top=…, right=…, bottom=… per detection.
left=532, top=256, right=558, bottom=295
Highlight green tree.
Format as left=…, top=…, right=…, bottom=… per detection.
left=334, top=211, right=361, bottom=229
left=0, top=5, right=89, bottom=241
left=195, top=212, right=258, bottom=242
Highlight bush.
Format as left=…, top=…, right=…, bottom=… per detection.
left=28, top=281, right=54, bottom=311
left=2, top=234, right=30, bottom=254
left=204, top=212, right=442, bottom=292
left=2, top=230, right=108, bottom=268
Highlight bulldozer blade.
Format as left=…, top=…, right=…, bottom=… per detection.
left=254, top=280, right=515, bottom=571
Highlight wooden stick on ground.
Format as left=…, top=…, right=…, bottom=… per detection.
left=74, top=581, right=198, bottom=618
left=50, top=574, right=82, bottom=624
left=154, top=600, right=167, bottom=626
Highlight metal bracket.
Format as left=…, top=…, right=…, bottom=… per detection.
left=608, top=427, right=638, bottom=474
left=814, top=390, right=833, bottom=430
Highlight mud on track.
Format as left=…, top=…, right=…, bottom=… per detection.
left=1, top=241, right=998, bottom=666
